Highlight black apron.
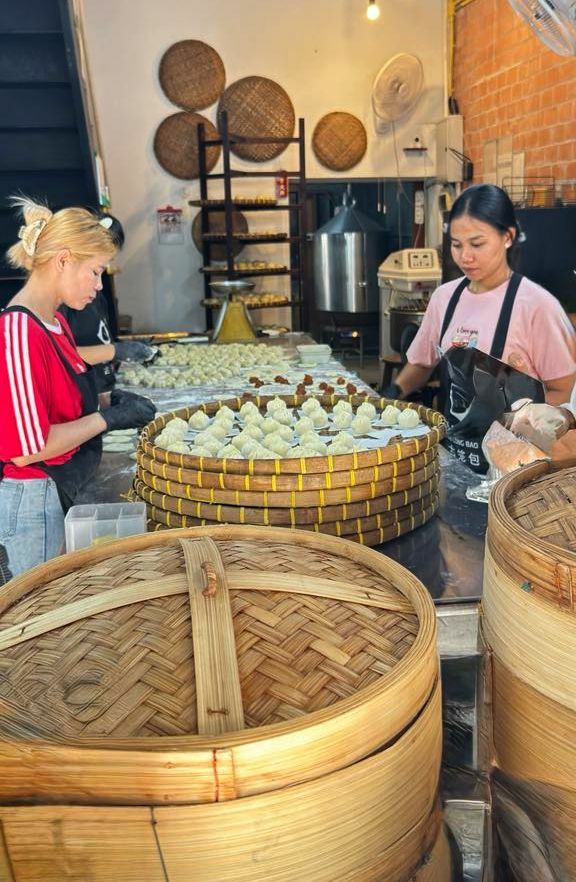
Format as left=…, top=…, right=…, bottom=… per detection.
left=0, top=306, right=102, bottom=513
left=439, top=273, right=522, bottom=473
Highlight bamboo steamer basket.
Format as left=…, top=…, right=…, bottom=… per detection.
left=483, top=462, right=576, bottom=880
left=0, top=526, right=444, bottom=882
left=135, top=395, right=445, bottom=546
left=139, top=394, right=446, bottom=476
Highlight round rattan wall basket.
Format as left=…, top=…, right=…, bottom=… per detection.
left=0, top=526, right=446, bottom=881
left=153, top=111, right=220, bottom=179
left=217, top=76, right=295, bottom=161
left=159, top=40, right=225, bottom=111
left=191, top=209, right=248, bottom=260
left=483, top=462, right=576, bottom=880
left=312, top=111, right=368, bottom=172
left=134, top=394, right=445, bottom=546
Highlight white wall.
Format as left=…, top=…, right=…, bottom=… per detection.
left=81, top=0, right=447, bottom=333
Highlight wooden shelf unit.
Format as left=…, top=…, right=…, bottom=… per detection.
left=195, top=110, right=307, bottom=331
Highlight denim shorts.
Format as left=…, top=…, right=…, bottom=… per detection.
left=0, top=477, right=65, bottom=580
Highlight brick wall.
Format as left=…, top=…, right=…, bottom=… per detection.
left=453, top=0, right=576, bottom=184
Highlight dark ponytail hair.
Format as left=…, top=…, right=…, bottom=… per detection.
left=95, top=211, right=125, bottom=250
left=448, top=184, right=525, bottom=265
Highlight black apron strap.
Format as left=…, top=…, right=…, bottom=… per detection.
left=489, top=272, right=522, bottom=360
left=439, top=277, right=469, bottom=345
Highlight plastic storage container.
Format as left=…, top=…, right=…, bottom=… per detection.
left=64, top=502, right=147, bottom=552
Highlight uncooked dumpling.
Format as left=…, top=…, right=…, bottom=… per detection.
left=188, top=411, right=210, bottom=429
left=239, top=401, right=259, bottom=420
left=380, top=405, right=400, bottom=427
left=166, top=441, right=190, bottom=454
left=311, top=409, right=328, bottom=428
left=331, top=432, right=355, bottom=452
left=165, top=417, right=188, bottom=435
left=242, top=423, right=264, bottom=440
left=357, top=401, right=377, bottom=421
left=398, top=408, right=420, bottom=428
left=274, top=408, right=294, bottom=426
left=266, top=397, right=287, bottom=415
left=276, top=423, right=293, bottom=441
left=189, top=445, right=214, bottom=457
left=333, top=410, right=353, bottom=429
left=208, top=423, right=229, bottom=440
left=333, top=400, right=353, bottom=415
left=262, top=417, right=281, bottom=435
left=218, top=444, right=243, bottom=458
left=294, top=416, right=314, bottom=435
left=350, top=415, right=372, bottom=436
left=302, top=398, right=321, bottom=415
left=216, top=405, right=235, bottom=421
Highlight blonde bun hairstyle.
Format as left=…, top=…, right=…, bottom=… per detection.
left=6, top=195, right=117, bottom=273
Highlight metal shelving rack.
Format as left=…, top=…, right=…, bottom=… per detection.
left=193, top=110, right=306, bottom=332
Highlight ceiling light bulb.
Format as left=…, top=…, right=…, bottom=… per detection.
left=366, top=0, right=380, bottom=20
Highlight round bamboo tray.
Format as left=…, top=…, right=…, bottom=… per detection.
left=136, top=455, right=438, bottom=508
left=145, top=493, right=439, bottom=546
left=136, top=472, right=438, bottom=526
left=134, top=395, right=445, bottom=547
left=153, top=111, right=220, bottom=180
left=158, top=40, right=226, bottom=111
left=0, top=527, right=444, bottom=880
left=217, top=76, right=295, bottom=162
left=312, top=111, right=368, bottom=172
left=137, top=446, right=437, bottom=492
left=139, top=394, right=446, bottom=476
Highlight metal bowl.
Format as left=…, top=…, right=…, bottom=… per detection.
left=209, top=279, right=255, bottom=297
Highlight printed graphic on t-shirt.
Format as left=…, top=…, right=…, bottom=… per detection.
left=96, top=318, right=111, bottom=345
left=451, top=325, right=479, bottom=348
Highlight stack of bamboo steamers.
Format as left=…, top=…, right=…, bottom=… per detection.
left=133, top=394, right=446, bottom=545
left=0, top=526, right=450, bottom=881
left=483, top=462, right=576, bottom=879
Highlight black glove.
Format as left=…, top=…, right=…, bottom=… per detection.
left=448, top=398, right=500, bottom=440
left=113, top=339, right=156, bottom=364
left=380, top=382, right=402, bottom=401
left=101, top=389, right=156, bottom=432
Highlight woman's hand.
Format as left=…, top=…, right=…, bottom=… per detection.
left=508, top=402, right=574, bottom=452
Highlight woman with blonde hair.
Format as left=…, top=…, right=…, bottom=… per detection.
left=0, top=196, right=156, bottom=579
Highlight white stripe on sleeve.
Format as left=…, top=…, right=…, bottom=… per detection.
left=4, top=313, right=30, bottom=456
left=19, top=312, right=45, bottom=450
left=6, top=313, right=45, bottom=455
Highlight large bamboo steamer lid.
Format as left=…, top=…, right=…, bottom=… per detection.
left=0, top=526, right=439, bottom=811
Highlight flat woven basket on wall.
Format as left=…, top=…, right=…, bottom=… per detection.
left=483, top=462, right=576, bottom=881
left=312, top=111, right=368, bottom=171
left=191, top=208, right=248, bottom=260
left=0, top=526, right=444, bottom=882
left=158, top=40, right=225, bottom=111
left=135, top=394, right=446, bottom=545
left=217, top=76, right=295, bottom=161
left=153, top=111, right=220, bottom=180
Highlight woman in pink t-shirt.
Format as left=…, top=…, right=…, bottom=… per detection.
left=383, top=184, right=576, bottom=471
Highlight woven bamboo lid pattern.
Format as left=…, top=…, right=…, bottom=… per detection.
left=505, top=465, right=576, bottom=552
left=153, top=112, right=220, bottom=180
left=312, top=112, right=368, bottom=171
left=191, top=209, right=248, bottom=260
left=0, top=526, right=438, bottom=807
left=159, top=40, right=225, bottom=111
left=217, top=76, right=295, bottom=161
left=487, top=462, right=576, bottom=611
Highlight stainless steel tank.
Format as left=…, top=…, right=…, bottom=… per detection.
left=313, top=195, right=388, bottom=313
